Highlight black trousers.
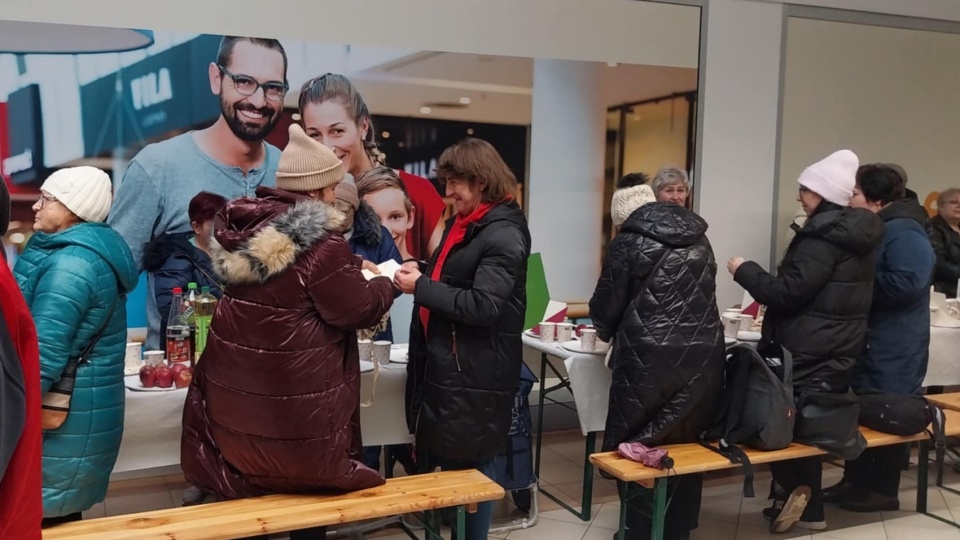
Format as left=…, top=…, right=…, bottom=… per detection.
left=41, top=512, right=82, bottom=527
left=623, top=473, right=702, bottom=540
left=769, top=457, right=824, bottom=521
left=842, top=444, right=907, bottom=498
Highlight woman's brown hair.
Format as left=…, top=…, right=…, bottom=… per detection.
left=298, top=73, right=387, bottom=167
left=435, top=138, right=518, bottom=204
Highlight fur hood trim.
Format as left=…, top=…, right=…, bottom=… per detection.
left=210, top=200, right=345, bottom=284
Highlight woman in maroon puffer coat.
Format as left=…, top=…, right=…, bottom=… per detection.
left=180, top=125, right=395, bottom=506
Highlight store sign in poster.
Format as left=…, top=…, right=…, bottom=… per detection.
left=80, top=34, right=220, bottom=157
left=4, top=84, right=45, bottom=185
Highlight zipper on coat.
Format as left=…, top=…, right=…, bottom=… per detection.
left=452, top=324, right=462, bottom=372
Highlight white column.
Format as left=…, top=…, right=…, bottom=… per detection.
left=527, top=59, right=606, bottom=304
left=696, top=0, right=784, bottom=309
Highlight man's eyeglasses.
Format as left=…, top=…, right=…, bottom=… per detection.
left=37, top=194, right=57, bottom=209
left=217, top=65, right=288, bottom=102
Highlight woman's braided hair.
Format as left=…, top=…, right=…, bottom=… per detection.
left=298, top=73, right=387, bottom=167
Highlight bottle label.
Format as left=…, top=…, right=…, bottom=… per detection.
left=167, top=326, right=192, bottom=364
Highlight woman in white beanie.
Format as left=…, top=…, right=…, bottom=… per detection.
left=610, top=172, right=656, bottom=231
left=590, top=174, right=725, bottom=540
left=13, top=166, right=137, bottom=524
left=726, top=150, right=884, bottom=533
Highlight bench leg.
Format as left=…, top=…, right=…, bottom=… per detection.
left=917, top=440, right=960, bottom=529
left=651, top=477, right=667, bottom=540
left=455, top=505, right=466, bottom=540
left=616, top=482, right=629, bottom=540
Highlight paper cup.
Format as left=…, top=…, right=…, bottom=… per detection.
left=372, top=341, right=392, bottom=366
left=737, top=314, right=754, bottom=332
left=125, top=342, right=142, bottom=371
left=580, top=329, right=598, bottom=351
left=722, top=315, right=741, bottom=339
left=539, top=322, right=557, bottom=343
left=556, top=323, right=574, bottom=343
left=143, top=350, right=165, bottom=367
left=358, top=339, right=373, bottom=362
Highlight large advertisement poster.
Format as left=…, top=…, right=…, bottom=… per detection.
left=0, top=28, right=697, bottom=339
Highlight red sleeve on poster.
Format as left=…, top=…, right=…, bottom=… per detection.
left=399, top=171, right=446, bottom=259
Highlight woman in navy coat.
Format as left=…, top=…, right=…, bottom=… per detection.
left=825, top=164, right=935, bottom=512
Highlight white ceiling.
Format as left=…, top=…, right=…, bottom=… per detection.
left=286, top=51, right=698, bottom=125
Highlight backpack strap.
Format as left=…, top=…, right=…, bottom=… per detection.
left=698, top=346, right=757, bottom=497
left=927, top=404, right=947, bottom=485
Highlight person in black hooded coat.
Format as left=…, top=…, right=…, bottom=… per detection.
left=729, top=150, right=884, bottom=534
left=590, top=199, right=725, bottom=540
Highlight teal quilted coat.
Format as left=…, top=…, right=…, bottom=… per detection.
left=14, top=223, right=137, bottom=517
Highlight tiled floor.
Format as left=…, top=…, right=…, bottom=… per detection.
left=90, top=429, right=960, bottom=539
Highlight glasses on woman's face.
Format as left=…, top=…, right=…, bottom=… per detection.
left=217, top=65, right=288, bottom=102
left=37, top=194, right=57, bottom=209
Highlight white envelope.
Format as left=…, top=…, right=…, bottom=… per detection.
left=361, top=259, right=402, bottom=281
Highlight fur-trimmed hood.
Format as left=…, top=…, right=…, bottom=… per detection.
left=210, top=187, right=345, bottom=284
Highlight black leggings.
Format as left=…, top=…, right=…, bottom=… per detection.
left=41, top=512, right=82, bottom=527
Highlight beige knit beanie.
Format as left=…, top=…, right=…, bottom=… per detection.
left=276, top=124, right=345, bottom=192
left=40, top=166, right=113, bottom=223
left=611, top=184, right=656, bottom=227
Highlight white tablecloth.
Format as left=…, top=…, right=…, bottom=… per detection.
left=114, top=345, right=411, bottom=476
left=524, top=327, right=960, bottom=438
left=925, top=326, right=960, bottom=387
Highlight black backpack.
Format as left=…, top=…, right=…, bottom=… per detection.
left=700, top=343, right=796, bottom=497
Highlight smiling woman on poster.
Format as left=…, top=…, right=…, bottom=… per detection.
left=298, top=73, right=447, bottom=261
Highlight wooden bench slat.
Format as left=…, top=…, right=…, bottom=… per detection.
left=43, top=470, right=504, bottom=540
left=926, top=392, right=960, bottom=412
left=591, top=408, right=960, bottom=483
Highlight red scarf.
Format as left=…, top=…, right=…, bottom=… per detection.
left=419, top=201, right=497, bottom=333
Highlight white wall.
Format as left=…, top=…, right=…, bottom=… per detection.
left=695, top=0, right=784, bottom=309
left=775, top=17, right=960, bottom=255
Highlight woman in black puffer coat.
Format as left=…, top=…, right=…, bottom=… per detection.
left=729, top=150, right=884, bottom=534
left=590, top=192, right=725, bottom=540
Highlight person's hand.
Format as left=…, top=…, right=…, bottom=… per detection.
left=401, top=260, right=420, bottom=272
left=394, top=267, right=422, bottom=294
left=361, top=260, right=381, bottom=275
left=727, top=257, right=745, bottom=276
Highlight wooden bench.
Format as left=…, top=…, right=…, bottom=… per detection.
left=591, top=408, right=960, bottom=540
left=42, top=469, right=504, bottom=540
left=927, top=392, right=960, bottom=412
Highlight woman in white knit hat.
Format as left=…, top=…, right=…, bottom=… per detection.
left=13, top=166, right=137, bottom=525
left=590, top=172, right=725, bottom=540
left=726, top=150, right=884, bottom=533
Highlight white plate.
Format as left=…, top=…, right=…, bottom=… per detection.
left=360, top=360, right=376, bottom=373
left=123, top=375, right=184, bottom=392
left=724, top=337, right=737, bottom=347
left=737, top=331, right=762, bottom=342
left=558, top=340, right=609, bottom=356
left=523, top=330, right=539, bottom=338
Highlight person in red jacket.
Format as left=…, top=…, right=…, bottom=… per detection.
left=0, top=181, right=43, bottom=538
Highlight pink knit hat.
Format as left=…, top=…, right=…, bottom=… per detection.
left=798, top=150, right=859, bottom=207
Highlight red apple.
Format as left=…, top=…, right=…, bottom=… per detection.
left=175, top=368, right=193, bottom=389
left=170, top=363, right=187, bottom=377
left=138, top=365, right=156, bottom=388
left=155, top=365, right=175, bottom=388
